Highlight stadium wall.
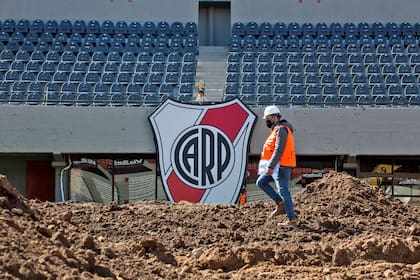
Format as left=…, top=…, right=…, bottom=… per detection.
left=1, top=107, right=420, bottom=156
left=0, top=0, right=198, bottom=22
left=232, top=0, right=420, bottom=23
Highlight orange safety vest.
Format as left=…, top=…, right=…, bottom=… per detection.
left=260, top=125, right=296, bottom=168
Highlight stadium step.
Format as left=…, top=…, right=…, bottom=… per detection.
left=196, top=46, right=228, bottom=102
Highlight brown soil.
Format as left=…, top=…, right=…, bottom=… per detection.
left=1, top=172, right=419, bottom=279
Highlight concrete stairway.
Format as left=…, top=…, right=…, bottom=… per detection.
left=195, top=46, right=228, bottom=102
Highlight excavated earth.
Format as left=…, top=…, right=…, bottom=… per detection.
left=1, top=172, right=420, bottom=279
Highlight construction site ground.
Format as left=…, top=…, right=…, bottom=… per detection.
left=1, top=172, right=419, bottom=279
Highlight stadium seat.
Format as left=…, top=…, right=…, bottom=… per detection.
left=92, top=93, right=110, bottom=106
left=76, top=93, right=93, bottom=106
left=85, top=72, right=100, bottom=83
left=126, top=93, right=143, bottom=106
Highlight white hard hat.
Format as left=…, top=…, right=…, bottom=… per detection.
left=263, top=105, right=281, bottom=119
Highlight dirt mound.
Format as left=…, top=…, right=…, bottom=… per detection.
left=1, top=172, right=419, bottom=279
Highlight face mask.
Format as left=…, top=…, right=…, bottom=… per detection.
left=265, top=119, right=273, bottom=128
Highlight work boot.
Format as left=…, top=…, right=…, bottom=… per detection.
left=270, top=201, right=285, bottom=217
left=277, top=219, right=298, bottom=228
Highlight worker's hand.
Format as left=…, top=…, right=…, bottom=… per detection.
left=265, top=167, right=274, bottom=175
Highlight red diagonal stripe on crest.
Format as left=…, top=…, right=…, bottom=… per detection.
left=167, top=171, right=205, bottom=203
left=200, top=103, right=248, bottom=142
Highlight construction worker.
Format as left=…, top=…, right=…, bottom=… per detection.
left=256, top=105, right=298, bottom=227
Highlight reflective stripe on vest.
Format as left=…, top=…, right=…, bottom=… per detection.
left=260, top=125, right=296, bottom=167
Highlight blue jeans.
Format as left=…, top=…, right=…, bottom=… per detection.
left=256, top=167, right=297, bottom=220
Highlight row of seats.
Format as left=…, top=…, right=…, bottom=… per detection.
left=224, top=83, right=420, bottom=97
left=0, top=50, right=197, bottom=63
left=0, top=36, right=198, bottom=55
left=0, top=70, right=196, bottom=84
left=227, top=50, right=420, bottom=64
left=0, top=80, right=194, bottom=95
left=0, top=90, right=194, bottom=107
left=224, top=92, right=420, bottom=107
left=232, top=22, right=420, bottom=37
left=0, top=19, right=198, bottom=36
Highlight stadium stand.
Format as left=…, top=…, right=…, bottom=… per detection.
left=0, top=19, right=198, bottom=106
left=223, top=21, right=420, bottom=108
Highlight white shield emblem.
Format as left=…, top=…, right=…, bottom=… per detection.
left=149, top=99, right=256, bottom=204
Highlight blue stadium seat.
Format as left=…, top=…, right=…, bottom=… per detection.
left=143, top=83, right=159, bottom=95
left=232, top=22, right=246, bottom=37
left=143, top=21, right=156, bottom=35
left=148, top=72, right=163, bottom=84
left=44, top=20, right=58, bottom=34
left=386, top=22, right=400, bottom=36
left=304, top=63, right=319, bottom=74
left=340, top=95, right=357, bottom=107
left=324, top=95, right=341, bottom=108
left=45, top=82, right=62, bottom=92
left=69, top=72, right=84, bottom=83
left=388, top=84, right=403, bottom=96
left=127, top=83, right=143, bottom=95
left=104, top=62, right=119, bottom=73
left=5, top=70, right=20, bottom=82
left=169, top=21, right=184, bottom=35
left=69, top=33, right=84, bottom=45
left=110, top=83, right=127, bottom=94
left=132, top=73, right=147, bottom=84
left=338, top=84, right=354, bottom=97
left=36, top=72, right=52, bottom=83
left=259, top=22, right=273, bottom=36
left=273, top=94, right=290, bottom=107
left=226, top=73, right=240, bottom=84
left=76, top=93, right=93, bottom=106
left=45, top=51, right=60, bottom=62
left=21, top=72, right=36, bottom=83
left=30, top=19, right=44, bottom=34
left=2, top=19, right=16, bottom=33
left=118, top=63, right=134, bottom=73
left=274, top=84, right=289, bottom=96
left=156, top=21, right=170, bottom=35
left=224, top=84, right=240, bottom=95
left=322, top=84, right=338, bottom=96
left=9, top=92, right=26, bottom=105
left=270, top=73, right=287, bottom=84
left=60, top=92, right=76, bottom=106
left=246, top=22, right=259, bottom=36
left=77, top=83, right=94, bottom=94
left=133, top=63, right=149, bottom=74
left=392, top=95, right=408, bottom=106
left=401, top=74, right=416, bottom=85
left=125, top=93, right=143, bottom=106
left=114, top=21, right=128, bottom=34
left=100, top=20, right=114, bottom=34
left=61, top=51, right=76, bottom=63
left=57, top=19, right=72, bottom=34
left=385, top=73, right=400, bottom=84
left=335, top=64, right=350, bottom=75
left=372, top=22, right=385, bottom=36
left=109, top=93, right=126, bottom=107
left=93, top=93, right=110, bottom=106
left=61, top=82, right=78, bottom=94
left=43, top=91, right=59, bottom=105
left=358, top=22, right=371, bottom=37
left=164, top=73, right=180, bottom=84
left=10, top=60, right=25, bottom=71
left=128, top=21, right=142, bottom=35
left=0, top=92, right=10, bottom=104
left=72, top=19, right=86, bottom=34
